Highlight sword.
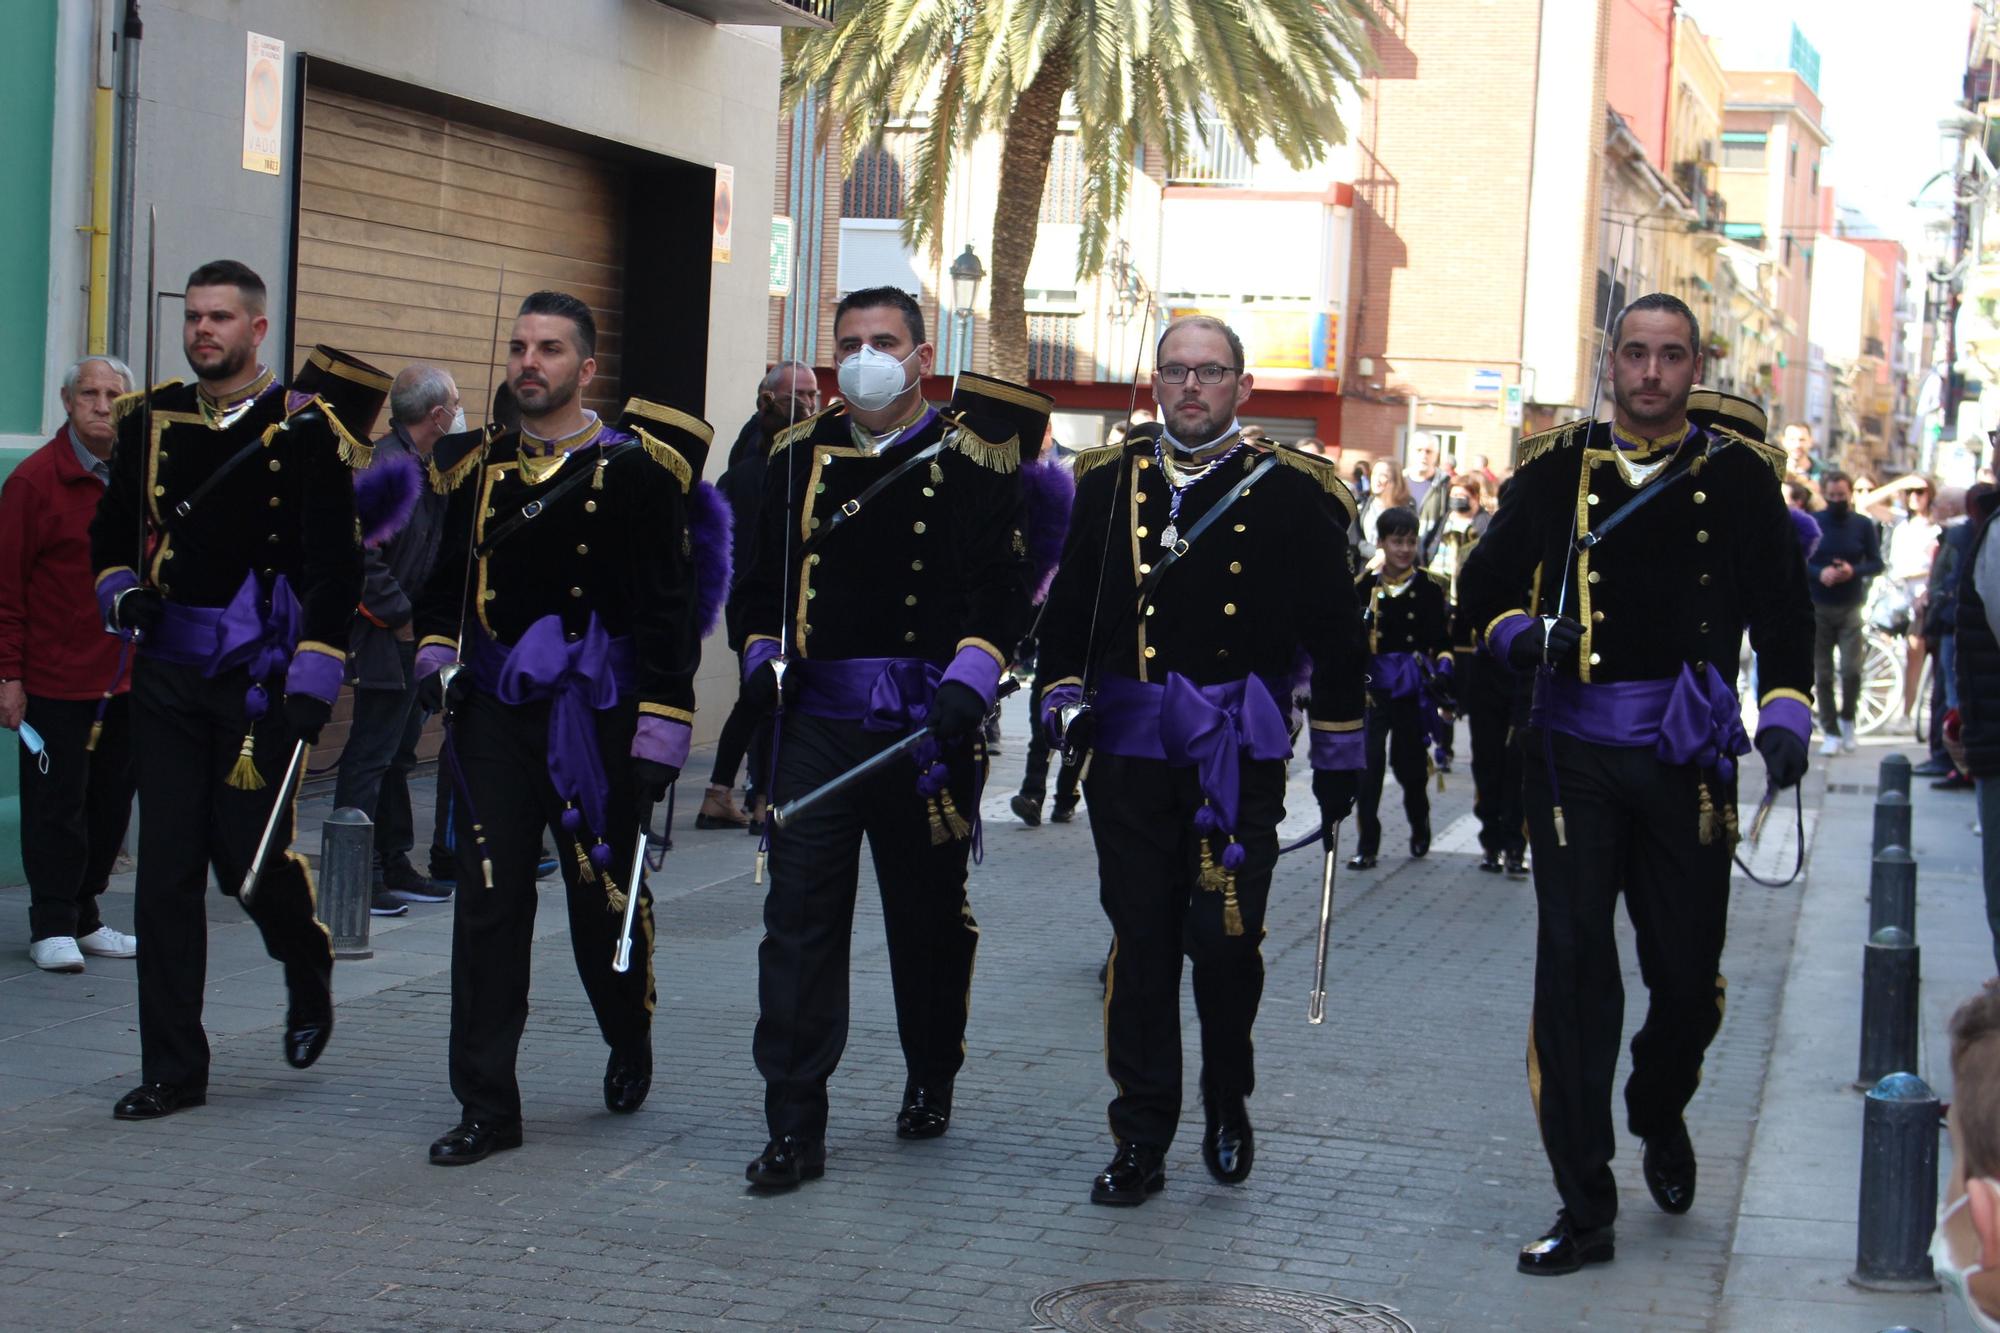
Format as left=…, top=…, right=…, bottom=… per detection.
left=238, top=739, right=306, bottom=906
left=611, top=809, right=654, bottom=974
left=1308, top=819, right=1342, bottom=1025
left=1747, top=780, right=1779, bottom=846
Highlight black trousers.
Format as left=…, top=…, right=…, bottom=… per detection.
left=129, top=657, right=333, bottom=1091
left=1356, top=693, right=1430, bottom=856
left=754, top=710, right=981, bottom=1141
left=446, top=688, right=655, bottom=1124
left=1522, top=727, right=1733, bottom=1231
left=709, top=686, right=770, bottom=799
left=331, top=640, right=420, bottom=868
left=1463, top=652, right=1526, bottom=856
left=1020, top=669, right=1083, bottom=802
left=1084, top=752, right=1284, bottom=1148
left=20, top=693, right=136, bottom=941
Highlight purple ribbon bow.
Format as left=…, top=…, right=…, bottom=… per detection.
left=1655, top=662, right=1751, bottom=781
left=205, top=572, right=301, bottom=723
left=497, top=614, right=623, bottom=850
left=1158, top=672, right=1294, bottom=834
left=862, top=659, right=945, bottom=733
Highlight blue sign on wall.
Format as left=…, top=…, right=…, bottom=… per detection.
left=1789, top=23, right=1821, bottom=94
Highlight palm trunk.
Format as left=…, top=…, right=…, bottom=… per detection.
left=984, top=41, right=1071, bottom=385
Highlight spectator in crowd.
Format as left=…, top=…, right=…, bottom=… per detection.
left=334, top=364, right=462, bottom=914
left=1957, top=490, right=2000, bottom=948
left=1783, top=482, right=1822, bottom=560
left=1425, top=474, right=1489, bottom=589
left=724, top=358, right=818, bottom=472
left=1807, top=470, right=1883, bottom=755
left=1881, top=477, right=1941, bottom=724
left=1936, top=483, right=1998, bottom=790
left=1782, top=422, right=1824, bottom=505
left=1465, top=452, right=1499, bottom=489
left=0, top=355, right=141, bottom=972
left=1358, top=459, right=1411, bottom=562
left=1935, top=986, right=2000, bottom=1329
left=1296, top=435, right=1329, bottom=457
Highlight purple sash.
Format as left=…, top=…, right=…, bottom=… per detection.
left=1370, top=653, right=1423, bottom=701
left=1096, top=672, right=1293, bottom=834
left=791, top=657, right=943, bottom=730
left=142, top=571, right=301, bottom=723
left=1536, top=662, right=1750, bottom=779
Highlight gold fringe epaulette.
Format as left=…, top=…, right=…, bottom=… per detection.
left=771, top=406, right=839, bottom=457
left=287, top=391, right=373, bottom=468
left=1719, top=428, right=1787, bottom=480
left=112, top=379, right=184, bottom=425
left=1426, top=568, right=1452, bottom=592
left=1072, top=442, right=1126, bottom=479
left=428, top=439, right=487, bottom=494
left=947, top=423, right=1021, bottom=474
left=1269, top=445, right=1359, bottom=525
left=1517, top=419, right=1590, bottom=468
left=634, top=427, right=694, bottom=492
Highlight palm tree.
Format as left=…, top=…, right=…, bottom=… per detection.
left=785, top=0, right=1373, bottom=383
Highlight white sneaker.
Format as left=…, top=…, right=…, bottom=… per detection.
left=28, top=937, right=85, bottom=973
left=1819, top=735, right=1841, bottom=757
left=1839, top=720, right=1857, bottom=754
left=76, top=926, right=137, bottom=958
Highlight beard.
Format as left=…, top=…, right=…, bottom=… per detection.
left=511, top=368, right=580, bottom=417
left=1165, top=397, right=1233, bottom=450
left=188, top=338, right=253, bottom=385
left=1611, top=379, right=1690, bottom=432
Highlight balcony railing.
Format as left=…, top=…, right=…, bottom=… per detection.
left=1169, top=117, right=1257, bottom=187
left=652, top=0, right=831, bottom=27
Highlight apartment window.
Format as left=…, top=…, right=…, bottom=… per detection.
left=1042, top=134, right=1085, bottom=225
left=1721, top=132, right=1766, bottom=169
left=1811, top=159, right=1820, bottom=196
left=1028, top=313, right=1080, bottom=381
left=1721, top=222, right=1765, bottom=248
left=842, top=142, right=907, bottom=219
left=1791, top=142, right=1798, bottom=177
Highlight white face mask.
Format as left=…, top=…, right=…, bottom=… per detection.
left=17, top=721, right=48, bottom=775
left=1933, top=1192, right=2000, bottom=1332
left=448, top=406, right=468, bottom=435
left=836, top=344, right=917, bottom=413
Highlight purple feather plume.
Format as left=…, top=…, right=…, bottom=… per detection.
left=1021, top=458, right=1076, bottom=604
left=687, top=479, right=734, bottom=639
left=354, top=450, right=422, bottom=548
left=1788, top=506, right=1821, bottom=562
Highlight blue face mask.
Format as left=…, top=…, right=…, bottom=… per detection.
left=18, top=721, right=48, bottom=775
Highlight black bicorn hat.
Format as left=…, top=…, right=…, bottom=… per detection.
left=948, top=371, right=1056, bottom=463
left=292, top=345, right=393, bottom=442
left=1686, top=388, right=1768, bottom=444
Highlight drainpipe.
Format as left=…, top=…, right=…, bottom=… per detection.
left=108, top=0, right=141, bottom=362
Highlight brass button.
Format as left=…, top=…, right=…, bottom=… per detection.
left=486, top=508, right=497, bottom=518
left=1233, top=523, right=1246, bottom=533
left=810, top=517, right=821, bottom=530
left=157, top=450, right=167, bottom=461
left=152, top=484, right=165, bottom=497
left=806, top=588, right=816, bottom=599
left=904, top=594, right=917, bottom=607
left=1145, top=605, right=1156, bottom=617
left=1587, top=493, right=1598, bottom=505
left=569, top=586, right=583, bottom=598
left=1696, top=530, right=1709, bottom=543
left=1699, top=573, right=1711, bottom=586
left=1136, top=526, right=1149, bottom=539
left=1699, top=621, right=1710, bottom=633
left=814, top=482, right=825, bottom=494
left=1143, top=645, right=1157, bottom=659
left=1137, top=458, right=1151, bottom=469
left=1217, top=648, right=1230, bottom=659
left=1693, top=491, right=1707, bottom=504
left=266, top=534, right=278, bottom=544
left=910, top=559, right=922, bottom=571
left=1588, top=652, right=1601, bottom=665
left=922, top=486, right=935, bottom=497
left=1229, top=561, right=1242, bottom=574
left=821, top=453, right=833, bottom=464
left=913, top=521, right=926, bottom=534
left=1591, top=611, right=1604, bottom=624
left=804, top=623, right=813, bottom=635
left=1587, top=571, right=1601, bottom=584
left=161, top=549, right=173, bottom=560
left=268, top=496, right=280, bottom=508
left=1139, top=563, right=1152, bottom=575
left=903, top=630, right=916, bottom=642
left=810, top=553, right=821, bottom=565
left=575, top=544, right=589, bottom=556
left=1136, top=490, right=1148, bottom=502
left=584, top=500, right=597, bottom=513
left=268, top=459, right=282, bottom=472
left=1223, top=603, right=1237, bottom=616
left=483, top=589, right=496, bottom=601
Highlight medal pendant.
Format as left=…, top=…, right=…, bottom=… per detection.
left=1160, top=523, right=1179, bottom=550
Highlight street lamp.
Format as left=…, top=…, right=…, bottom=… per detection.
left=949, top=244, right=985, bottom=373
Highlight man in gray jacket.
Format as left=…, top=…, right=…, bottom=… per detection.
left=334, top=364, right=461, bottom=911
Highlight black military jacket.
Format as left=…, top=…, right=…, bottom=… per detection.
left=1358, top=568, right=1453, bottom=663
left=1037, top=427, right=1366, bottom=733
left=414, top=420, right=698, bottom=721
left=728, top=403, right=1027, bottom=670
left=90, top=372, right=364, bottom=656
left=1457, top=418, right=1813, bottom=702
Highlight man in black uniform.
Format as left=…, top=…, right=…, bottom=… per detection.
left=90, top=261, right=368, bottom=1120
left=413, top=291, right=712, bottom=1165
left=729, top=286, right=1030, bottom=1190
left=1349, top=507, right=1454, bottom=869
left=1036, top=315, right=1368, bottom=1206
left=1457, top=294, right=1813, bottom=1274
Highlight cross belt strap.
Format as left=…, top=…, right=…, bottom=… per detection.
left=475, top=443, right=633, bottom=558
left=161, top=434, right=275, bottom=535
left=797, top=440, right=946, bottom=562
left=1576, top=433, right=1734, bottom=551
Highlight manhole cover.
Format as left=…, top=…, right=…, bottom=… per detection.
left=1031, top=1280, right=1417, bottom=1332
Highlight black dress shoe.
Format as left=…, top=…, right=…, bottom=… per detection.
left=1642, top=1122, right=1696, bottom=1214
left=1478, top=850, right=1503, bottom=873
left=1517, top=1211, right=1615, bottom=1275
left=429, top=1119, right=524, bottom=1165
left=603, top=1047, right=652, bottom=1115
left=1201, top=1086, right=1254, bottom=1184
left=1410, top=824, right=1431, bottom=858
left=896, top=1081, right=952, bottom=1139
left=1091, top=1141, right=1167, bottom=1206
left=1505, top=851, right=1529, bottom=879
left=1912, top=758, right=1952, bottom=777
left=1050, top=796, right=1079, bottom=824
left=1010, top=792, right=1043, bottom=827
left=283, top=960, right=334, bottom=1069
left=1934, top=771, right=1976, bottom=791
left=1346, top=853, right=1378, bottom=870
left=113, top=1082, right=206, bottom=1121
left=745, top=1135, right=826, bottom=1191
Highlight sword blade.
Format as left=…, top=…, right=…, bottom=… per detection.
left=238, top=739, right=306, bottom=906
left=611, top=815, right=650, bottom=974
left=1308, top=820, right=1341, bottom=1025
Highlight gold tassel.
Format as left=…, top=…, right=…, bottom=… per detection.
left=86, top=719, right=103, bottom=753
left=471, top=823, right=495, bottom=889
left=1552, top=806, right=1568, bottom=848
left=607, top=883, right=628, bottom=914
left=1435, top=763, right=1445, bottom=793
left=592, top=454, right=607, bottom=490
left=1697, top=779, right=1719, bottom=846
left=753, top=849, right=766, bottom=884
left=929, top=460, right=944, bottom=486
left=573, top=841, right=597, bottom=884
left=927, top=797, right=951, bottom=846
left=225, top=733, right=265, bottom=790
left=939, top=790, right=972, bottom=842
left=1723, top=792, right=1741, bottom=853
left=1198, top=838, right=1229, bottom=892
left=1220, top=876, right=1244, bottom=937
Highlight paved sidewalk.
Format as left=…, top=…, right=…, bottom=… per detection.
left=0, top=699, right=1974, bottom=1330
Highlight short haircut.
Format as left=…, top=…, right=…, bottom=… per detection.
left=185, top=259, right=267, bottom=314
left=834, top=286, right=925, bottom=346
left=1784, top=422, right=1815, bottom=442
left=62, top=354, right=133, bottom=395
left=1611, top=292, right=1700, bottom=355
left=1822, top=469, right=1853, bottom=491
left=517, top=290, right=597, bottom=360
left=759, top=359, right=815, bottom=395
left=1157, top=315, right=1245, bottom=373
left=1953, top=987, right=2000, bottom=1178
left=1783, top=481, right=1814, bottom=507
left=1374, top=506, right=1418, bottom=540
left=389, top=364, right=456, bottom=426
left=1455, top=474, right=1484, bottom=501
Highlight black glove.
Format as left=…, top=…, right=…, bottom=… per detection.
left=1505, top=616, right=1584, bottom=671
left=1313, top=768, right=1359, bottom=826
left=631, top=758, right=678, bottom=811
left=1756, top=727, right=1808, bottom=790
left=740, top=659, right=778, bottom=715
left=416, top=665, right=469, bottom=715
left=928, top=681, right=989, bottom=740
left=284, top=692, right=333, bottom=745
left=113, top=587, right=163, bottom=636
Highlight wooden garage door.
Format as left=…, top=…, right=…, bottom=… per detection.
left=293, top=85, right=628, bottom=427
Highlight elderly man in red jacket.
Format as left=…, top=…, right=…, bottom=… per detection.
left=0, top=355, right=141, bottom=972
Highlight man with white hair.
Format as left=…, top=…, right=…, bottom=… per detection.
left=0, top=354, right=141, bottom=971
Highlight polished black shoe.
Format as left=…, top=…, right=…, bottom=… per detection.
left=1050, top=795, right=1079, bottom=824
left=1346, top=852, right=1378, bottom=870
left=429, top=1119, right=524, bottom=1165
left=1911, top=758, right=1952, bottom=777
left=1201, top=1087, right=1254, bottom=1184
left=603, top=1047, right=652, bottom=1115
left=1410, top=823, right=1431, bottom=858
left=283, top=961, right=334, bottom=1069
left=1504, top=851, right=1529, bottom=879
left=1642, top=1122, right=1697, bottom=1214
left=895, top=1081, right=952, bottom=1139
left=113, top=1082, right=206, bottom=1121
left=1090, top=1141, right=1167, bottom=1206
left=745, top=1135, right=826, bottom=1191
left=1478, top=850, right=1503, bottom=873
left=1010, top=792, right=1043, bottom=827
left=1934, top=771, right=1976, bottom=791
left=1517, top=1211, right=1615, bottom=1275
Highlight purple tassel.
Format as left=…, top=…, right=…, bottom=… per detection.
left=1192, top=804, right=1219, bottom=835
left=353, top=450, right=423, bottom=547
left=561, top=807, right=583, bottom=833
left=686, top=479, right=734, bottom=639
left=1221, top=842, right=1247, bottom=872
left=1021, top=458, right=1076, bottom=604
left=915, top=761, right=950, bottom=797
left=590, top=841, right=612, bottom=869
left=244, top=683, right=269, bottom=722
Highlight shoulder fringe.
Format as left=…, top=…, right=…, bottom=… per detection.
left=112, top=379, right=184, bottom=425
left=1517, top=419, right=1589, bottom=468
left=947, top=422, right=1021, bottom=474
left=771, top=406, right=838, bottom=456
left=1714, top=427, right=1787, bottom=480
left=1072, top=443, right=1126, bottom=479
left=1269, top=447, right=1359, bottom=525
left=634, top=427, right=694, bottom=492
left=428, top=442, right=487, bottom=494
left=1425, top=569, right=1452, bottom=592
left=288, top=392, right=373, bottom=469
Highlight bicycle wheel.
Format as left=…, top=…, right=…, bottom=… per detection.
left=1855, top=631, right=1905, bottom=737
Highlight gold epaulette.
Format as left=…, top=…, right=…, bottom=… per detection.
left=771, top=406, right=839, bottom=456
left=1718, top=427, right=1787, bottom=480
left=1517, top=419, right=1590, bottom=468
left=288, top=391, right=373, bottom=468
left=111, top=379, right=183, bottom=425
left=634, top=427, right=694, bottom=491
left=1073, top=443, right=1126, bottom=479
left=1269, top=445, right=1359, bottom=525
left=947, top=421, right=1020, bottom=474
left=1425, top=568, right=1452, bottom=592
left=428, top=440, right=487, bottom=495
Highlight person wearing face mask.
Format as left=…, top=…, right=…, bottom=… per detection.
left=1807, top=470, right=1884, bottom=756
left=1936, top=985, right=2000, bottom=1330
left=334, top=363, right=468, bottom=912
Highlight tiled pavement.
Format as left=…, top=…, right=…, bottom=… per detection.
left=0, top=696, right=1975, bottom=1330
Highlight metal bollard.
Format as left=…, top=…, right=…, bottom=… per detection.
left=1878, top=752, right=1913, bottom=801
left=1871, top=788, right=1911, bottom=857
left=1856, top=927, right=1919, bottom=1089
left=1866, top=847, right=1918, bottom=938
left=318, top=806, right=373, bottom=961
left=1850, top=1072, right=1941, bottom=1291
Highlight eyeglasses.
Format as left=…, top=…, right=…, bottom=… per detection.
left=1157, top=363, right=1237, bottom=385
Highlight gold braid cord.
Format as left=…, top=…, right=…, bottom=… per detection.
left=428, top=442, right=487, bottom=494
left=1269, top=447, right=1360, bottom=525
left=1072, top=442, right=1125, bottom=478
left=112, top=379, right=183, bottom=425
left=947, top=424, right=1021, bottom=474
left=288, top=392, right=373, bottom=469
left=1516, top=419, right=1589, bottom=469
left=633, top=427, right=694, bottom=492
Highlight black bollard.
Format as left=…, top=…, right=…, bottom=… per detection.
left=1872, top=788, right=1912, bottom=857
left=1850, top=1072, right=1941, bottom=1291
left=1857, top=927, right=1920, bottom=1089
left=1878, top=752, right=1913, bottom=801
left=318, top=806, right=374, bottom=961
left=1867, top=847, right=1918, bottom=938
